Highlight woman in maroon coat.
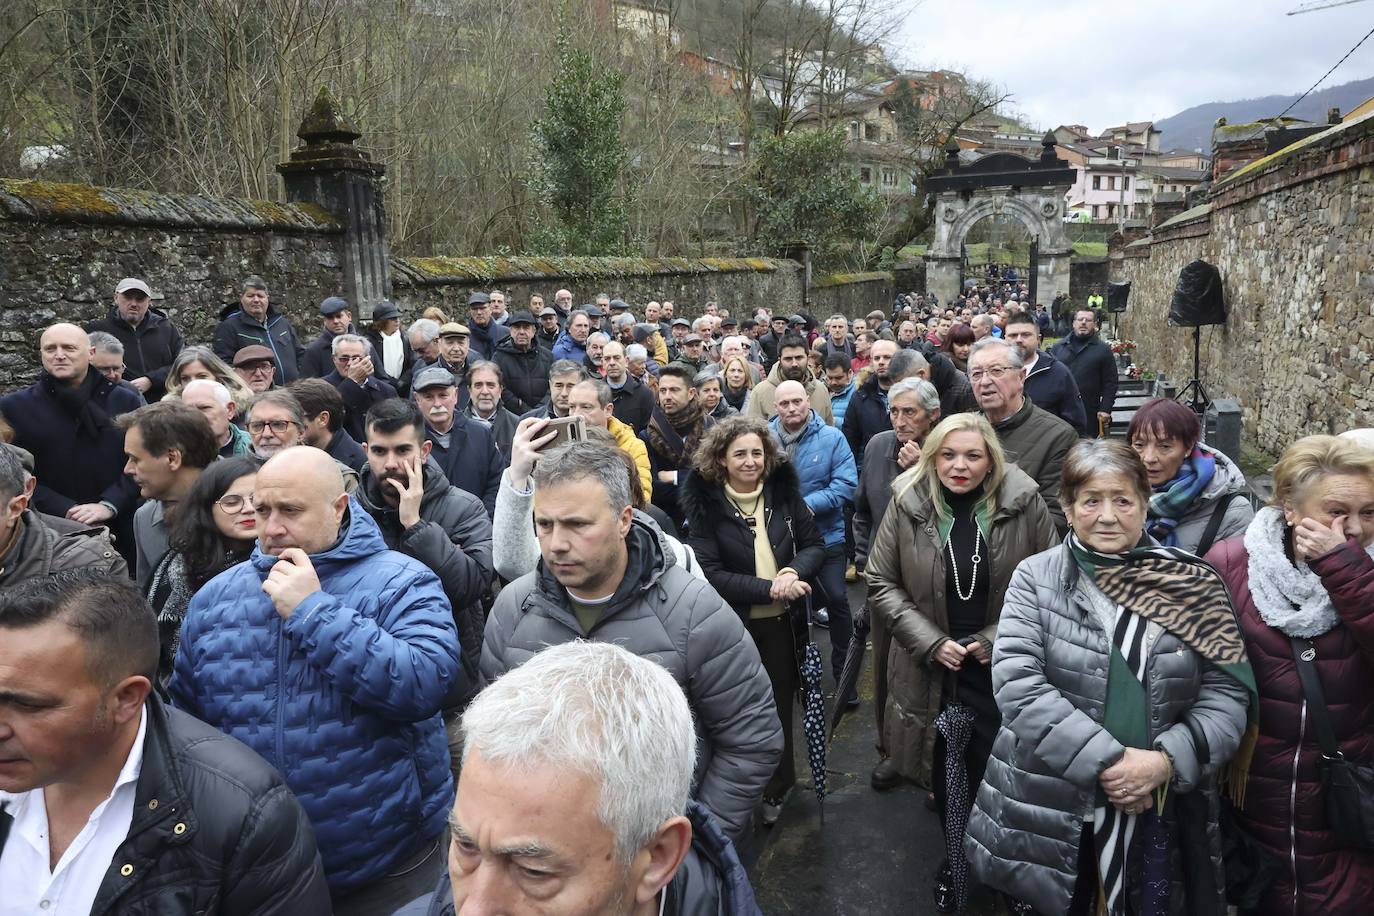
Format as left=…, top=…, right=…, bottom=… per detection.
left=1206, top=435, right=1374, bottom=915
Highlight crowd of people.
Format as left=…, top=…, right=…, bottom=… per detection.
left=0, top=272, right=1371, bottom=916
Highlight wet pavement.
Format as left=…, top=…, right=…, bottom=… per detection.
left=744, top=580, right=1003, bottom=916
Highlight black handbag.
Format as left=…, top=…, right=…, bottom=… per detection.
left=1290, top=636, right=1374, bottom=851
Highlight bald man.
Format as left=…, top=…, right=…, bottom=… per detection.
left=169, top=445, right=461, bottom=912
left=1, top=322, right=145, bottom=565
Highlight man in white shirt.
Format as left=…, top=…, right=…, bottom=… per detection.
left=0, top=569, right=329, bottom=914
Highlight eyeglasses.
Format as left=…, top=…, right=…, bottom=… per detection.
left=968, top=365, right=1017, bottom=382
left=215, top=494, right=256, bottom=512
left=247, top=419, right=300, bottom=435
left=333, top=353, right=365, bottom=363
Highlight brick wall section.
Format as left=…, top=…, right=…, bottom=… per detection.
left=392, top=256, right=804, bottom=320
left=1111, top=112, right=1374, bottom=454
left=0, top=179, right=344, bottom=388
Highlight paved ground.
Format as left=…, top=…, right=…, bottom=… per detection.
left=744, top=580, right=1004, bottom=916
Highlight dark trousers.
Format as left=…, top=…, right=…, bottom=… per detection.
left=747, top=613, right=798, bottom=801
left=816, top=543, right=854, bottom=686
left=843, top=503, right=856, bottom=564
left=331, top=833, right=446, bottom=916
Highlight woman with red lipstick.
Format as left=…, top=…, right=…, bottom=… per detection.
left=146, top=455, right=261, bottom=680
left=866, top=412, right=1057, bottom=913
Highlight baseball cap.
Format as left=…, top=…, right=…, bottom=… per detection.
left=233, top=345, right=276, bottom=367
left=115, top=278, right=151, bottom=297
left=467, top=292, right=491, bottom=306
left=372, top=300, right=401, bottom=320
left=413, top=366, right=457, bottom=391
left=319, top=295, right=349, bottom=316
left=539, top=306, right=558, bottom=318
left=439, top=322, right=470, bottom=338
left=508, top=311, right=536, bottom=326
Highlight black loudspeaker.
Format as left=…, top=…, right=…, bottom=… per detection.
left=1168, top=259, right=1227, bottom=327
left=1106, top=281, right=1131, bottom=313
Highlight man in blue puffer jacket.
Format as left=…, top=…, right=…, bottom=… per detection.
left=769, top=380, right=858, bottom=692
left=169, top=446, right=461, bottom=914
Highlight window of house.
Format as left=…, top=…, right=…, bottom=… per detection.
left=1092, top=205, right=1100, bottom=219
left=1123, top=176, right=1130, bottom=191
left=860, top=166, right=872, bottom=183
left=1107, top=203, right=1116, bottom=217
left=881, top=168, right=896, bottom=186
left=1108, top=176, right=1117, bottom=191
left=865, top=123, right=879, bottom=141
left=1092, top=175, right=1101, bottom=190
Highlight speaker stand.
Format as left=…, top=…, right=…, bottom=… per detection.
left=1174, top=325, right=1210, bottom=415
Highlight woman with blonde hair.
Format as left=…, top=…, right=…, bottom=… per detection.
left=866, top=411, right=1057, bottom=911
left=721, top=355, right=755, bottom=413
left=165, top=345, right=255, bottom=415
left=1207, top=435, right=1374, bottom=915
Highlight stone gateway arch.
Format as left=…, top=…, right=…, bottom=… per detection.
left=923, top=134, right=1076, bottom=306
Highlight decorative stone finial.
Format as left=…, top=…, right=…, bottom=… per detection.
left=296, top=86, right=361, bottom=146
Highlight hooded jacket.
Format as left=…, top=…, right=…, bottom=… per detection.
left=550, top=329, right=587, bottom=363
left=864, top=463, right=1056, bottom=785
left=355, top=458, right=493, bottom=711
left=1206, top=535, right=1374, bottom=916
left=609, top=416, right=653, bottom=503
left=169, top=501, right=461, bottom=893
left=1152, top=445, right=1254, bottom=556
left=425, top=412, right=507, bottom=517
left=985, top=396, right=1079, bottom=535
left=744, top=362, right=835, bottom=426
left=1022, top=348, right=1087, bottom=434
left=481, top=515, right=783, bottom=839
left=396, top=801, right=762, bottom=916
left=768, top=411, right=856, bottom=548
left=0, top=509, right=127, bottom=587
left=964, top=543, right=1249, bottom=916
left=212, top=302, right=304, bottom=384
left=85, top=305, right=185, bottom=399
left=491, top=335, right=553, bottom=415
left=0, top=694, right=332, bottom=915
left=1049, top=331, right=1118, bottom=421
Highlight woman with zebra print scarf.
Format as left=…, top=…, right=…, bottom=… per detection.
left=965, top=439, right=1254, bottom=916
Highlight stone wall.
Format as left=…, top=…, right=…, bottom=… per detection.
left=391, top=256, right=804, bottom=320
left=0, top=179, right=343, bottom=387
left=809, top=271, right=894, bottom=319
left=1111, top=111, right=1374, bottom=454
left=1069, top=257, right=1109, bottom=307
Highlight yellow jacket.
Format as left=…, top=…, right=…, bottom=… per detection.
left=609, top=416, right=653, bottom=504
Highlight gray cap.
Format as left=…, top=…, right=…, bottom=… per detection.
left=372, top=299, right=400, bottom=320
left=539, top=306, right=558, bottom=318
left=413, top=366, right=457, bottom=391
left=319, top=296, right=349, bottom=316
left=684, top=334, right=704, bottom=344
left=671, top=317, right=690, bottom=328
left=467, top=291, right=491, bottom=306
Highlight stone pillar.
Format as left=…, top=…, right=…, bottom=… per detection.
left=1038, top=249, right=1072, bottom=302
left=924, top=255, right=961, bottom=305
left=277, top=87, right=390, bottom=319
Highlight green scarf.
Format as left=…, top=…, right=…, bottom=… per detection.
left=1069, top=534, right=1260, bottom=801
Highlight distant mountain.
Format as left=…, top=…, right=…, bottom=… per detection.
left=1154, top=75, right=1374, bottom=152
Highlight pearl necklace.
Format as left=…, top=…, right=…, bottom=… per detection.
left=947, top=524, right=982, bottom=601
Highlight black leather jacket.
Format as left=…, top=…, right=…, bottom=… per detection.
left=1, top=695, right=331, bottom=915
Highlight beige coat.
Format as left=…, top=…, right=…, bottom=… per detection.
left=864, top=463, right=1058, bottom=786
left=744, top=362, right=835, bottom=425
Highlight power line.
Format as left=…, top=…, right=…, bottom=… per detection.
left=1276, top=22, right=1374, bottom=119
left=1288, top=0, right=1372, bottom=16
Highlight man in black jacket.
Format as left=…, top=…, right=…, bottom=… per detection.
left=320, top=334, right=399, bottom=443
left=354, top=400, right=494, bottom=778
left=1049, top=307, right=1119, bottom=436
left=85, top=277, right=185, bottom=401
left=413, top=367, right=506, bottom=516
left=1004, top=311, right=1086, bottom=433
left=464, top=292, right=510, bottom=362
left=299, top=295, right=355, bottom=379
left=491, top=311, right=552, bottom=414
left=0, top=570, right=330, bottom=914
left=289, top=377, right=368, bottom=472
left=601, top=340, right=654, bottom=433
left=212, top=275, right=305, bottom=385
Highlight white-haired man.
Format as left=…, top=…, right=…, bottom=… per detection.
left=181, top=377, right=252, bottom=457
left=481, top=441, right=782, bottom=841
left=397, top=641, right=761, bottom=915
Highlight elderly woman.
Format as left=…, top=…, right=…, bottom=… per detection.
left=1128, top=398, right=1253, bottom=556
left=966, top=439, right=1253, bottom=916
left=166, top=345, right=256, bottom=417
left=680, top=415, right=825, bottom=826
left=694, top=370, right=736, bottom=421
left=855, top=376, right=940, bottom=791
left=721, top=355, right=754, bottom=413
left=866, top=412, right=1058, bottom=912
left=1206, top=435, right=1374, bottom=915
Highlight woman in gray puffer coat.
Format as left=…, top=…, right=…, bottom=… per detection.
left=965, top=439, right=1253, bottom=916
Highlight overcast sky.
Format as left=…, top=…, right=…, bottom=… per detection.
left=892, top=0, right=1374, bottom=131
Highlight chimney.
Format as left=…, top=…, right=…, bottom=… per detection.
left=1328, top=107, right=1342, bottom=124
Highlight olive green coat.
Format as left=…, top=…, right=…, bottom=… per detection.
left=864, top=462, right=1058, bottom=785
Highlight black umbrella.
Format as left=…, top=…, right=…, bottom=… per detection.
left=798, top=639, right=828, bottom=814
left=934, top=676, right=976, bottom=913
left=828, top=603, right=871, bottom=742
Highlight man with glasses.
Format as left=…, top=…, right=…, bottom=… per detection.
left=88, top=331, right=148, bottom=405
left=968, top=337, right=1077, bottom=533
left=246, top=390, right=307, bottom=459
left=233, top=345, right=278, bottom=394
left=85, top=276, right=185, bottom=400
left=322, top=334, right=398, bottom=443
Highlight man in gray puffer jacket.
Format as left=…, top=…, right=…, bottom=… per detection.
left=481, top=441, right=782, bottom=839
